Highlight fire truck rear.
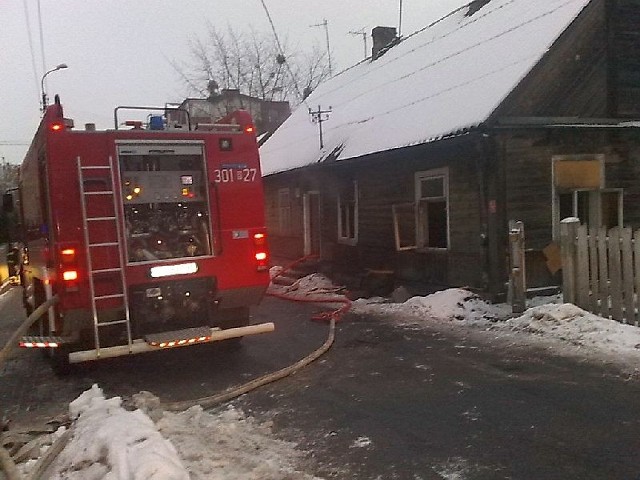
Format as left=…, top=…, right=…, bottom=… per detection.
left=9, top=96, right=272, bottom=372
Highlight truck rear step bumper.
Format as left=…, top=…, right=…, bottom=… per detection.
left=68, top=322, right=275, bottom=363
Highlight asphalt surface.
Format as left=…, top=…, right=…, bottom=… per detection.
left=1, top=287, right=640, bottom=479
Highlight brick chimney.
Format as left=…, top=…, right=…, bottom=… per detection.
left=371, top=26, right=397, bottom=59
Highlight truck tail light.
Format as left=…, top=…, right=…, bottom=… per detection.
left=253, top=232, right=269, bottom=271
left=244, top=124, right=255, bottom=134
left=50, top=121, right=64, bottom=132
left=62, top=270, right=78, bottom=281
left=50, top=118, right=73, bottom=132
left=61, top=248, right=76, bottom=263
left=59, top=246, right=79, bottom=290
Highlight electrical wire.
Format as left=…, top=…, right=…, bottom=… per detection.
left=258, top=0, right=309, bottom=108
left=260, top=0, right=585, bottom=156
left=36, top=0, right=47, bottom=76
left=22, top=0, right=40, bottom=107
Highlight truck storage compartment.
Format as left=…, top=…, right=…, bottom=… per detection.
left=118, top=144, right=213, bottom=263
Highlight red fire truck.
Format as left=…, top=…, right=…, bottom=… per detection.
left=6, top=96, right=272, bottom=372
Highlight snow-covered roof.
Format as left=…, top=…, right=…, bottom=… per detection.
left=260, top=0, right=592, bottom=176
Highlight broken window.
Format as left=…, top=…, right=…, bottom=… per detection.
left=552, top=155, right=622, bottom=239
left=392, top=203, right=417, bottom=251
left=555, top=188, right=623, bottom=237
left=338, top=181, right=358, bottom=245
left=416, top=168, right=449, bottom=249
left=392, top=167, right=449, bottom=251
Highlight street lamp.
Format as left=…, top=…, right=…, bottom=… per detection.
left=41, top=63, right=68, bottom=112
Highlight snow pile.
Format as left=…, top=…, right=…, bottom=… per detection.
left=157, top=405, right=318, bottom=479
left=352, top=288, right=509, bottom=324
left=505, top=303, right=640, bottom=356
left=284, top=273, right=342, bottom=295
left=18, top=386, right=319, bottom=480
left=45, top=384, right=189, bottom=479
left=349, top=283, right=640, bottom=368
left=269, top=271, right=346, bottom=299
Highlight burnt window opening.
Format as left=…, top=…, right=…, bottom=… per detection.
left=337, top=181, right=358, bottom=245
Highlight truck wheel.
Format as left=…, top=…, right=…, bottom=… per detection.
left=50, top=346, right=72, bottom=376
left=218, top=306, right=250, bottom=348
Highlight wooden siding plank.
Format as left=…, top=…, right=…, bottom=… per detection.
left=576, top=224, right=590, bottom=309
left=621, top=227, right=635, bottom=325
left=608, top=227, right=624, bottom=322
left=588, top=227, right=600, bottom=314
left=634, top=229, right=640, bottom=326
left=598, top=227, right=610, bottom=319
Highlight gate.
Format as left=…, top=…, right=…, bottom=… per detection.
left=560, top=218, right=640, bottom=325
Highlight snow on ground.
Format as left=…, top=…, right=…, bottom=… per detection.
left=18, top=385, right=319, bottom=480
left=350, top=283, right=640, bottom=374
left=11, top=272, right=640, bottom=478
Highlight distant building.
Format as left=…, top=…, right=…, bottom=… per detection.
left=167, top=89, right=290, bottom=143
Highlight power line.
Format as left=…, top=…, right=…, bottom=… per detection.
left=260, top=0, right=581, bottom=156
left=259, top=0, right=308, bottom=107
left=36, top=0, right=47, bottom=74
left=23, top=0, right=40, bottom=105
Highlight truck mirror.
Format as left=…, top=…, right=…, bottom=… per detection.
left=2, top=193, right=14, bottom=213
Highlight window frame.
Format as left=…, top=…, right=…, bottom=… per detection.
left=551, top=155, right=623, bottom=239
left=337, top=180, right=358, bottom=245
left=415, top=167, right=450, bottom=251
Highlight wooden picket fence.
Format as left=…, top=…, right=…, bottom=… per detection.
left=560, top=218, right=640, bottom=325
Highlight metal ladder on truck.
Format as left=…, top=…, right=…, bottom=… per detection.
left=78, top=156, right=132, bottom=356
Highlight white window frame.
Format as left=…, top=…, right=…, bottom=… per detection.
left=415, top=167, right=450, bottom=250
left=337, top=181, right=358, bottom=245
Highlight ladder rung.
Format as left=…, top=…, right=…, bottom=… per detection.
left=90, top=242, right=119, bottom=247
left=92, top=268, right=122, bottom=274
left=87, top=216, right=117, bottom=221
left=84, top=191, right=114, bottom=195
left=94, top=293, right=124, bottom=300
left=81, top=165, right=111, bottom=170
left=97, top=319, right=129, bottom=327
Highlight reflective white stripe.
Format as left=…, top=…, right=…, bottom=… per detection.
left=149, top=262, right=198, bottom=278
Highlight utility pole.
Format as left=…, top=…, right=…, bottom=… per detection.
left=310, top=19, right=332, bottom=75
left=399, top=0, right=404, bottom=37
left=349, top=28, right=368, bottom=60
left=308, top=105, right=332, bottom=149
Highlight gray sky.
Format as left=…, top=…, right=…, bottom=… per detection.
left=0, top=0, right=467, bottom=164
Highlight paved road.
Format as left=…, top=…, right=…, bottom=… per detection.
left=1, top=287, right=640, bottom=479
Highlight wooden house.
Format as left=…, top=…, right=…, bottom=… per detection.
left=259, top=0, right=640, bottom=297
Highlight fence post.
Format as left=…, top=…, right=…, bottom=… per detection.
left=508, top=220, right=526, bottom=314
left=560, top=217, right=580, bottom=304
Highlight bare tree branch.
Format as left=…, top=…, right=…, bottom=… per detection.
left=176, top=25, right=330, bottom=105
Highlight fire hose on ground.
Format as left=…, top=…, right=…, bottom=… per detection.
left=164, top=255, right=351, bottom=410
left=1, top=258, right=351, bottom=477
left=1, top=295, right=60, bottom=480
